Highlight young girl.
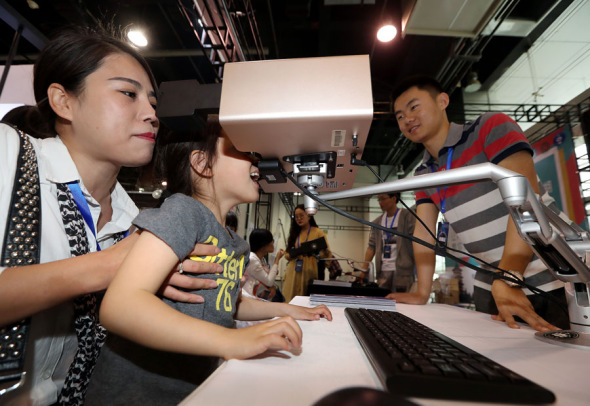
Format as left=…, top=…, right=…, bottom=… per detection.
left=282, top=205, right=332, bottom=302
left=243, top=228, right=286, bottom=302
left=85, top=117, right=332, bottom=404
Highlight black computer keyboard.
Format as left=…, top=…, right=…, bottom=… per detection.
left=345, top=308, right=556, bottom=404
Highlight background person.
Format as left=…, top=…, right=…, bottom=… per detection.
left=363, top=193, right=416, bottom=293
left=387, top=75, right=570, bottom=331
left=226, top=210, right=238, bottom=233
left=0, top=26, right=220, bottom=406
left=243, top=228, right=285, bottom=302
left=282, top=205, right=332, bottom=302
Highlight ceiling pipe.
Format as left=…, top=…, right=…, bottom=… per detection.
left=437, top=0, right=520, bottom=93
left=265, top=0, right=280, bottom=58
left=482, top=0, right=575, bottom=90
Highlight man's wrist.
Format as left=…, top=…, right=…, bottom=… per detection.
left=495, top=270, right=524, bottom=288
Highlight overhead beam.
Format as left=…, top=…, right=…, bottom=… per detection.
left=0, top=0, right=48, bottom=50
left=482, top=0, right=575, bottom=90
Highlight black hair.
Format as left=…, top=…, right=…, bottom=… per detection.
left=30, top=25, right=157, bottom=138
left=155, top=115, right=222, bottom=197
left=249, top=228, right=274, bottom=253
left=226, top=211, right=238, bottom=231
left=391, top=75, right=444, bottom=104
left=286, top=204, right=319, bottom=250
left=2, top=105, right=49, bottom=138
left=387, top=192, right=400, bottom=201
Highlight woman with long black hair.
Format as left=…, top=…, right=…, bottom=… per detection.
left=282, top=205, right=332, bottom=302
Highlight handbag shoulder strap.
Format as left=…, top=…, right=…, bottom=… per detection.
left=2, top=125, right=41, bottom=266
left=0, top=125, right=41, bottom=396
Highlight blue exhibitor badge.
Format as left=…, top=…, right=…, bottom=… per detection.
left=383, top=244, right=392, bottom=259
left=295, top=259, right=304, bottom=272
left=437, top=221, right=449, bottom=247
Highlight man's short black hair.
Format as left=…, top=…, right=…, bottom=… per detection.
left=388, top=192, right=400, bottom=201
left=392, top=75, right=444, bottom=104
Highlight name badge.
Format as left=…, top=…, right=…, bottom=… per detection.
left=437, top=221, right=449, bottom=247
left=295, top=259, right=304, bottom=272
left=383, top=244, right=392, bottom=259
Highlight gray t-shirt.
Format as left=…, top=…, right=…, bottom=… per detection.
left=86, top=194, right=249, bottom=405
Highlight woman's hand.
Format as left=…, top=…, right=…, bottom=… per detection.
left=274, top=248, right=285, bottom=264
left=267, top=286, right=277, bottom=300
left=490, top=279, right=560, bottom=331
left=158, top=243, right=223, bottom=303
left=221, top=316, right=303, bottom=359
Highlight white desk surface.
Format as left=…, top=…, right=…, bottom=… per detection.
left=181, top=297, right=590, bottom=406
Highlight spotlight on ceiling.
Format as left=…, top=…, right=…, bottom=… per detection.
left=377, top=24, right=397, bottom=43
left=127, top=29, right=148, bottom=47
left=464, top=72, right=482, bottom=93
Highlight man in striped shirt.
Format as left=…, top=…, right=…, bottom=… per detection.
left=387, top=75, right=569, bottom=331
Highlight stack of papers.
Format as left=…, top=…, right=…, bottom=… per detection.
left=309, top=294, right=396, bottom=311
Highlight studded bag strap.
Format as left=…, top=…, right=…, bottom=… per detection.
left=0, top=127, right=41, bottom=394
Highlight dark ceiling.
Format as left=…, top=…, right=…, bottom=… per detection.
left=0, top=0, right=573, bottom=185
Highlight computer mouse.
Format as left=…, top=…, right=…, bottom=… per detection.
left=312, top=386, right=419, bottom=406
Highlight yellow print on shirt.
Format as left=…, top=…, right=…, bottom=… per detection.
left=189, top=235, right=245, bottom=312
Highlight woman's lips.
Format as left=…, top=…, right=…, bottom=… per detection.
left=136, top=132, right=156, bottom=142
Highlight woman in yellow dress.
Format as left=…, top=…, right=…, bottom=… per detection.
left=282, top=204, right=332, bottom=302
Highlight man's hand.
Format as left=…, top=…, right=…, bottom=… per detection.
left=490, top=279, right=560, bottom=331
left=159, top=243, right=223, bottom=303
left=386, top=291, right=429, bottom=304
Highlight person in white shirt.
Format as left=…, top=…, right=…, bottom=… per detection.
left=243, top=229, right=285, bottom=301
left=363, top=193, right=416, bottom=293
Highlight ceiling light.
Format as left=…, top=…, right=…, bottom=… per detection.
left=377, top=25, right=397, bottom=42
left=127, top=29, right=148, bottom=47
left=26, top=0, right=39, bottom=9
left=464, top=72, right=482, bottom=93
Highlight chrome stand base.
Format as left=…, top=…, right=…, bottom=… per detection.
left=534, top=330, right=590, bottom=350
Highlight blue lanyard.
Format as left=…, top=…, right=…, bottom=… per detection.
left=67, top=182, right=101, bottom=251
left=430, top=147, right=454, bottom=214
left=297, top=227, right=312, bottom=248
left=67, top=182, right=129, bottom=251
left=384, top=208, right=399, bottom=240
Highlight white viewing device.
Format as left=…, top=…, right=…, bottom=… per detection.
left=219, top=54, right=374, bottom=214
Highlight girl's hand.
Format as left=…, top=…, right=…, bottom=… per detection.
left=283, top=304, right=333, bottom=321
left=222, top=316, right=303, bottom=359
left=159, top=243, right=223, bottom=303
